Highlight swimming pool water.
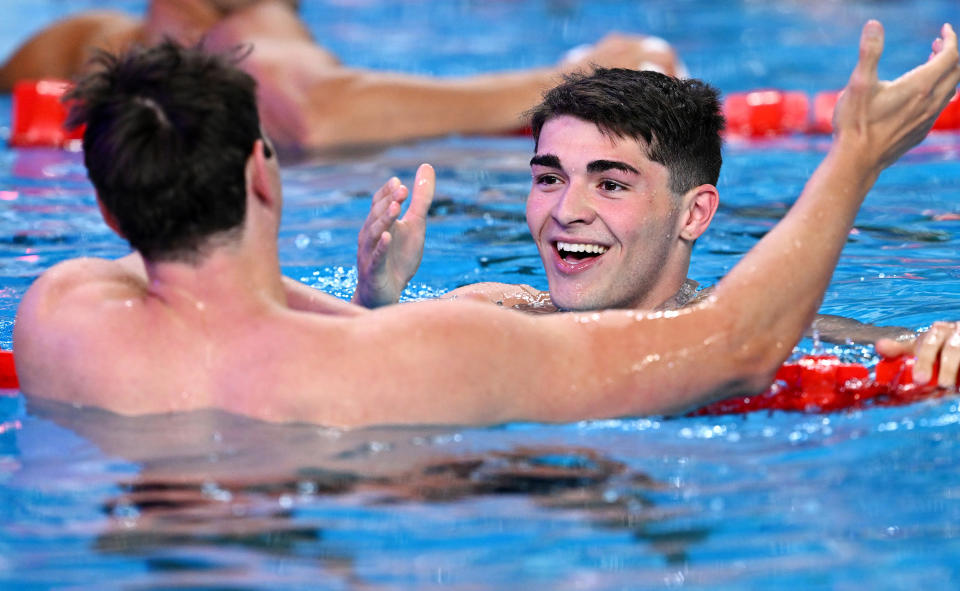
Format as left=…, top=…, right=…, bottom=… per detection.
left=2, top=0, right=960, bottom=588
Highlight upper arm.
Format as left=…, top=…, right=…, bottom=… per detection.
left=299, top=298, right=749, bottom=427
left=283, top=277, right=367, bottom=316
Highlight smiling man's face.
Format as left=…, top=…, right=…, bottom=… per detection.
left=526, top=115, right=691, bottom=311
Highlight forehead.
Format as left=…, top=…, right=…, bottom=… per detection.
left=534, top=115, right=652, bottom=169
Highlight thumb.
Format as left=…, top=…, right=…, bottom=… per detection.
left=404, top=163, right=436, bottom=222
left=851, top=20, right=884, bottom=89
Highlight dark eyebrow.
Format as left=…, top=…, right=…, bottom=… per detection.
left=530, top=154, right=562, bottom=168
left=586, top=160, right=640, bottom=175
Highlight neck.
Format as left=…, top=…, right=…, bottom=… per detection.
left=142, top=236, right=285, bottom=316
left=654, top=277, right=700, bottom=310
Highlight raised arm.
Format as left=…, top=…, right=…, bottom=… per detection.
left=316, top=21, right=960, bottom=426
left=706, top=21, right=960, bottom=372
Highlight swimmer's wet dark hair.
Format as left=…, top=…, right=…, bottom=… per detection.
left=66, top=40, right=267, bottom=262
left=530, top=68, right=724, bottom=195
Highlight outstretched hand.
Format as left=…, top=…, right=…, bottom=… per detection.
left=876, top=321, right=960, bottom=388
left=353, top=163, right=435, bottom=308
left=832, top=21, right=960, bottom=173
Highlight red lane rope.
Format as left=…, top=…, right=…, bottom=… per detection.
left=690, top=354, right=951, bottom=416
left=723, top=88, right=960, bottom=137
left=0, top=350, right=17, bottom=389
left=9, top=79, right=84, bottom=150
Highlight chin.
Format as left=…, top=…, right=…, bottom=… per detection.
left=550, top=292, right=601, bottom=312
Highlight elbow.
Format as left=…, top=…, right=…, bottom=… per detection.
left=724, top=329, right=793, bottom=397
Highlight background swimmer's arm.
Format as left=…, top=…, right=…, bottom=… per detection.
left=0, top=11, right=141, bottom=91
left=353, top=165, right=435, bottom=308
left=255, top=34, right=681, bottom=150
left=807, top=314, right=913, bottom=344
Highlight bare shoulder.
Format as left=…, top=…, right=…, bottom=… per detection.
left=15, top=256, right=143, bottom=350
left=20, top=256, right=141, bottom=308
left=443, top=282, right=556, bottom=312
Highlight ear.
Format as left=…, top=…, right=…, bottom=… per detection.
left=97, top=196, right=125, bottom=238
left=248, top=139, right=278, bottom=208
left=678, top=184, right=719, bottom=241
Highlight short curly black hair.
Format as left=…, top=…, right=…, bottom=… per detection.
left=530, top=68, right=724, bottom=195
left=67, top=41, right=264, bottom=262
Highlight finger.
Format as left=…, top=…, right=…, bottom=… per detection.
left=905, top=22, right=959, bottom=88
left=368, top=183, right=408, bottom=224
left=370, top=231, right=393, bottom=273
left=368, top=200, right=403, bottom=242
left=913, top=322, right=950, bottom=383
left=402, top=163, right=436, bottom=222
left=938, top=22, right=958, bottom=57
left=931, top=36, right=944, bottom=60
left=371, top=177, right=400, bottom=207
left=850, top=20, right=884, bottom=90
left=936, top=325, right=960, bottom=388
left=360, top=196, right=403, bottom=253
left=875, top=336, right=915, bottom=359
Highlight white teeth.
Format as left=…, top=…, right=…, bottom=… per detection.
left=556, top=241, right=608, bottom=255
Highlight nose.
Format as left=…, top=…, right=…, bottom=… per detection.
left=551, top=181, right=596, bottom=226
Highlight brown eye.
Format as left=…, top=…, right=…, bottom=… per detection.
left=536, top=174, right=563, bottom=185
left=600, top=180, right=626, bottom=192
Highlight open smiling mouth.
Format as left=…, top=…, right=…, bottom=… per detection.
left=555, top=241, right=609, bottom=264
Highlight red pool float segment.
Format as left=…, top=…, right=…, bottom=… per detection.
left=932, top=89, right=960, bottom=131
left=723, top=90, right=810, bottom=137
left=724, top=87, right=960, bottom=136
left=9, top=79, right=84, bottom=150
left=811, top=90, right=841, bottom=134
left=0, top=350, right=18, bottom=390
left=691, top=354, right=949, bottom=416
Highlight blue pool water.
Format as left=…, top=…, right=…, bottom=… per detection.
left=2, top=0, right=960, bottom=588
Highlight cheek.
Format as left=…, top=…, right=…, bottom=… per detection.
left=525, top=195, right=548, bottom=234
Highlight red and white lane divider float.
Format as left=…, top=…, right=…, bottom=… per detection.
left=691, top=354, right=954, bottom=416
left=8, top=79, right=84, bottom=150
left=724, top=88, right=960, bottom=137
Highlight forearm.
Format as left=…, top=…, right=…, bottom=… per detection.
left=809, top=314, right=913, bottom=345
left=284, top=277, right=367, bottom=316
left=303, top=67, right=559, bottom=148
left=710, top=144, right=879, bottom=358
